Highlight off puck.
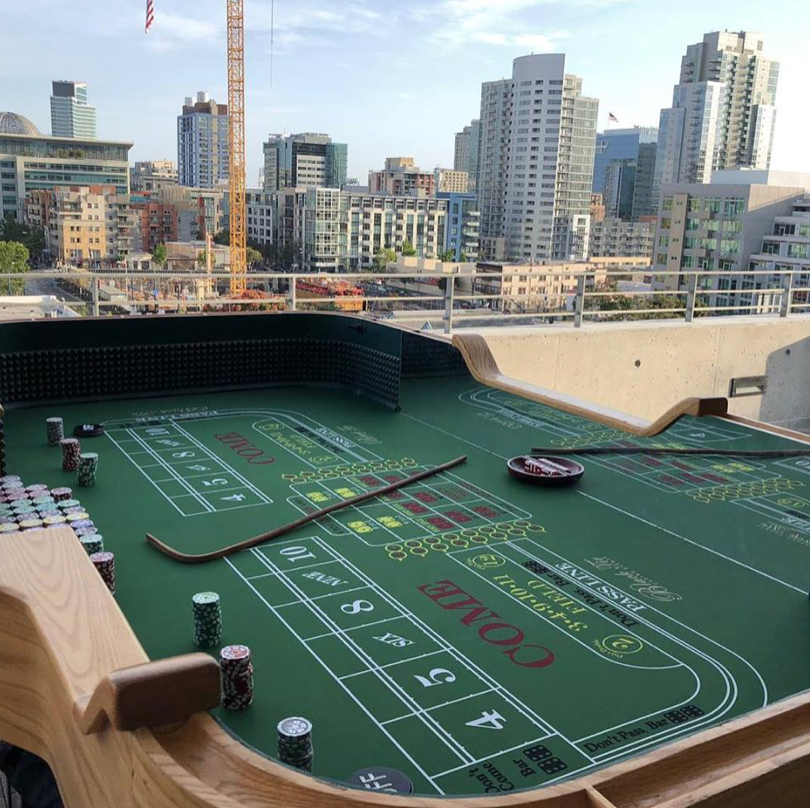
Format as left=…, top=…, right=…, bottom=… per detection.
left=348, top=766, right=414, bottom=794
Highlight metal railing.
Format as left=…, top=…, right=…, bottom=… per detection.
left=8, top=267, right=810, bottom=334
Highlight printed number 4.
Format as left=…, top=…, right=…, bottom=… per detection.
left=466, top=710, right=506, bottom=730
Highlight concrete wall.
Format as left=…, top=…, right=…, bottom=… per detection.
left=468, top=316, right=810, bottom=431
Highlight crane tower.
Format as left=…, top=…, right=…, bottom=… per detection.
left=226, top=0, right=247, bottom=295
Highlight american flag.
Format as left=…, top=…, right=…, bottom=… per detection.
left=608, top=112, right=619, bottom=123
left=145, top=0, right=155, bottom=33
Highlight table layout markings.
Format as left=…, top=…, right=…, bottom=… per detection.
left=110, top=428, right=215, bottom=515
left=170, top=420, right=272, bottom=504
left=338, top=649, right=447, bottom=680
left=505, top=540, right=758, bottom=762
left=380, top=689, right=497, bottom=727
left=314, top=538, right=562, bottom=748
left=224, top=556, right=446, bottom=795
left=578, top=490, right=804, bottom=595
left=250, top=543, right=478, bottom=766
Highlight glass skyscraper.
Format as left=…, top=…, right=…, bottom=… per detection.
left=50, top=81, right=97, bottom=139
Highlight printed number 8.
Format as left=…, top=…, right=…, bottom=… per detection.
left=340, top=599, right=375, bottom=615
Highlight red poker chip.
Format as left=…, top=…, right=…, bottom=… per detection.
left=220, top=644, right=251, bottom=662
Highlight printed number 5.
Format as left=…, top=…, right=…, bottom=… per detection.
left=414, top=668, right=456, bottom=688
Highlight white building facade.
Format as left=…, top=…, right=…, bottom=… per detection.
left=477, top=54, right=598, bottom=264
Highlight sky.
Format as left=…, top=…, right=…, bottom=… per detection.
left=2, top=0, right=809, bottom=185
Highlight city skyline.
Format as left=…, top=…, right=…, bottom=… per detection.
left=2, top=0, right=808, bottom=184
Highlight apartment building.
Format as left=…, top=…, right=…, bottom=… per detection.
left=652, top=170, right=810, bottom=296
left=368, top=158, right=435, bottom=197
left=438, top=192, right=480, bottom=261
left=748, top=194, right=810, bottom=310
left=177, top=92, right=229, bottom=188
left=24, top=185, right=132, bottom=268
left=130, top=198, right=179, bottom=253
left=247, top=189, right=447, bottom=271
left=653, top=31, right=780, bottom=205
left=434, top=168, right=469, bottom=194
left=477, top=54, right=599, bottom=263
left=590, top=217, right=656, bottom=259
left=131, top=160, right=178, bottom=193
left=454, top=119, right=480, bottom=192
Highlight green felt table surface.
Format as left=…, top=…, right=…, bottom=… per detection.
left=4, top=378, right=810, bottom=797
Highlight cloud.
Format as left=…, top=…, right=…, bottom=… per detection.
left=143, top=10, right=221, bottom=51
left=246, top=0, right=382, bottom=36
left=422, top=0, right=619, bottom=49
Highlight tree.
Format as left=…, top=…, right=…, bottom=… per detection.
left=213, top=229, right=230, bottom=246
left=373, top=247, right=396, bottom=272
left=151, top=242, right=168, bottom=269
left=280, top=240, right=300, bottom=269
left=585, top=281, right=683, bottom=321
left=438, top=248, right=456, bottom=263
left=246, top=246, right=263, bottom=268
left=0, top=241, right=30, bottom=294
left=460, top=252, right=469, bottom=263
left=196, top=249, right=208, bottom=269
left=400, top=240, right=417, bottom=257
left=0, top=219, right=45, bottom=263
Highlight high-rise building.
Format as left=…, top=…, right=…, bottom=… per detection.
left=434, top=168, right=469, bottom=194
left=262, top=133, right=347, bottom=192
left=593, top=127, right=658, bottom=220
left=601, top=142, right=658, bottom=221
left=0, top=113, right=131, bottom=221
left=477, top=54, right=599, bottom=263
left=653, top=31, right=780, bottom=205
left=50, top=81, right=97, bottom=139
left=454, top=119, right=480, bottom=192
left=177, top=92, right=229, bottom=188
left=593, top=128, right=658, bottom=194
left=477, top=80, right=511, bottom=260
left=368, top=158, right=435, bottom=197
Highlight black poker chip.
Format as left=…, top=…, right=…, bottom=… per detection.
left=73, top=424, right=105, bottom=438
left=348, top=767, right=414, bottom=794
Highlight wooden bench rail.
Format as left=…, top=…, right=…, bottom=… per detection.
left=452, top=333, right=728, bottom=436
left=73, top=654, right=221, bottom=735
left=3, top=496, right=810, bottom=807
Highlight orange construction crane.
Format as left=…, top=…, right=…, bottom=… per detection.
left=226, top=0, right=247, bottom=296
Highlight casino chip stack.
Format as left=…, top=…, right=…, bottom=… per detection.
left=192, top=592, right=222, bottom=648
left=46, top=417, right=64, bottom=447
left=90, top=551, right=116, bottom=594
left=277, top=717, right=314, bottom=772
left=61, top=439, right=81, bottom=472
left=51, top=487, right=72, bottom=502
left=78, top=453, right=99, bottom=487
left=80, top=535, right=104, bottom=555
left=220, top=645, right=254, bottom=710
